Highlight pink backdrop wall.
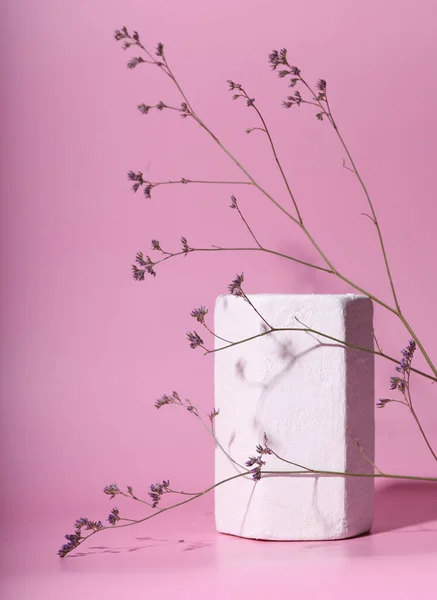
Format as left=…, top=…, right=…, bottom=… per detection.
left=2, top=0, right=437, bottom=530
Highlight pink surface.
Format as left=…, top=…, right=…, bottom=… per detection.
left=1, top=0, right=437, bottom=595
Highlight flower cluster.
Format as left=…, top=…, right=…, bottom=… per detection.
left=282, top=90, right=302, bottom=108
left=181, top=236, right=190, bottom=255
left=186, top=330, right=204, bottom=349
left=315, top=79, right=327, bottom=101
left=377, top=340, right=416, bottom=408
left=58, top=518, right=104, bottom=558
left=190, top=306, right=208, bottom=323
left=127, top=56, right=145, bottom=70
left=228, top=273, right=244, bottom=297
left=245, top=437, right=272, bottom=481
left=396, top=339, right=416, bottom=373
left=103, top=483, right=121, bottom=499
left=154, top=391, right=199, bottom=416
left=108, top=507, right=120, bottom=526
left=270, top=50, right=329, bottom=122
left=149, top=480, right=170, bottom=508
left=228, top=80, right=243, bottom=92
left=58, top=531, right=81, bottom=558
left=155, top=391, right=183, bottom=409
left=268, top=48, right=289, bottom=70
left=127, top=170, right=153, bottom=198
left=132, top=251, right=156, bottom=280
left=114, top=26, right=142, bottom=49
left=208, top=408, right=220, bottom=422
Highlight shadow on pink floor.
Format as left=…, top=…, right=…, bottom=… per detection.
left=372, top=481, right=437, bottom=534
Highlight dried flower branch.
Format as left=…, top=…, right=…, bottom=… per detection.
left=58, top=28, right=437, bottom=558
left=59, top=424, right=437, bottom=557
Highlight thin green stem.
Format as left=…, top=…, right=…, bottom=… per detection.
left=234, top=202, right=262, bottom=248
left=405, top=369, right=437, bottom=461
left=241, top=292, right=273, bottom=330
left=355, top=440, right=384, bottom=474
left=136, top=48, right=414, bottom=318
left=152, top=179, right=253, bottom=187
left=203, top=322, right=233, bottom=345
left=240, top=87, right=303, bottom=223
left=197, top=415, right=248, bottom=471
left=66, top=465, right=437, bottom=556
left=205, top=325, right=437, bottom=382
left=152, top=246, right=333, bottom=274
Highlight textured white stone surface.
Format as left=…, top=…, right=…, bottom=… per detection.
left=214, top=294, right=374, bottom=540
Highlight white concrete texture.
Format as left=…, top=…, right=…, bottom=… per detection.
left=214, top=294, right=374, bottom=540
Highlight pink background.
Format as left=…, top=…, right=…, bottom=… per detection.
left=2, top=0, right=437, bottom=597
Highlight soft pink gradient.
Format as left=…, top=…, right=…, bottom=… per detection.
left=1, top=0, right=437, bottom=596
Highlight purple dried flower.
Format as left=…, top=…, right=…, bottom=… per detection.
left=268, top=48, right=288, bottom=70
left=127, top=56, right=145, bottom=69
left=128, top=170, right=144, bottom=183
left=186, top=331, right=204, bottom=349
left=156, top=42, right=164, bottom=57
left=208, top=408, right=220, bottom=422
left=390, top=376, right=400, bottom=390
left=149, top=480, right=170, bottom=508
left=114, top=27, right=130, bottom=42
left=155, top=393, right=180, bottom=409
left=255, top=443, right=272, bottom=456
left=108, top=507, right=120, bottom=526
left=250, top=467, right=263, bottom=481
left=377, top=398, right=392, bottom=408
left=230, top=195, right=238, bottom=209
left=394, top=340, right=416, bottom=374
left=316, top=79, right=327, bottom=92
left=58, top=530, right=81, bottom=557
left=387, top=339, right=417, bottom=395
left=246, top=98, right=255, bottom=107
left=282, top=90, right=302, bottom=109
left=401, top=340, right=416, bottom=360
left=155, top=394, right=171, bottom=408
left=74, top=517, right=104, bottom=532
left=190, top=306, right=208, bottom=323
left=181, top=236, right=190, bottom=255
left=228, top=80, right=242, bottom=91
left=186, top=403, right=199, bottom=417
left=132, top=252, right=156, bottom=279
left=151, top=239, right=162, bottom=251
left=228, top=273, right=244, bottom=297
left=245, top=435, right=271, bottom=481
left=138, top=104, right=151, bottom=115
left=132, top=265, right=146, bottom=281
left=103, top=483, right=121, bottom=499
left=180, top=102, right=191, bottom=118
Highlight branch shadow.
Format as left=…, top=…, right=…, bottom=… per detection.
left=69, top=537, right=212, bottom=558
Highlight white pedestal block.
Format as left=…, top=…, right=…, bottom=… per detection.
left=214, top=294, right=374, bottom=540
